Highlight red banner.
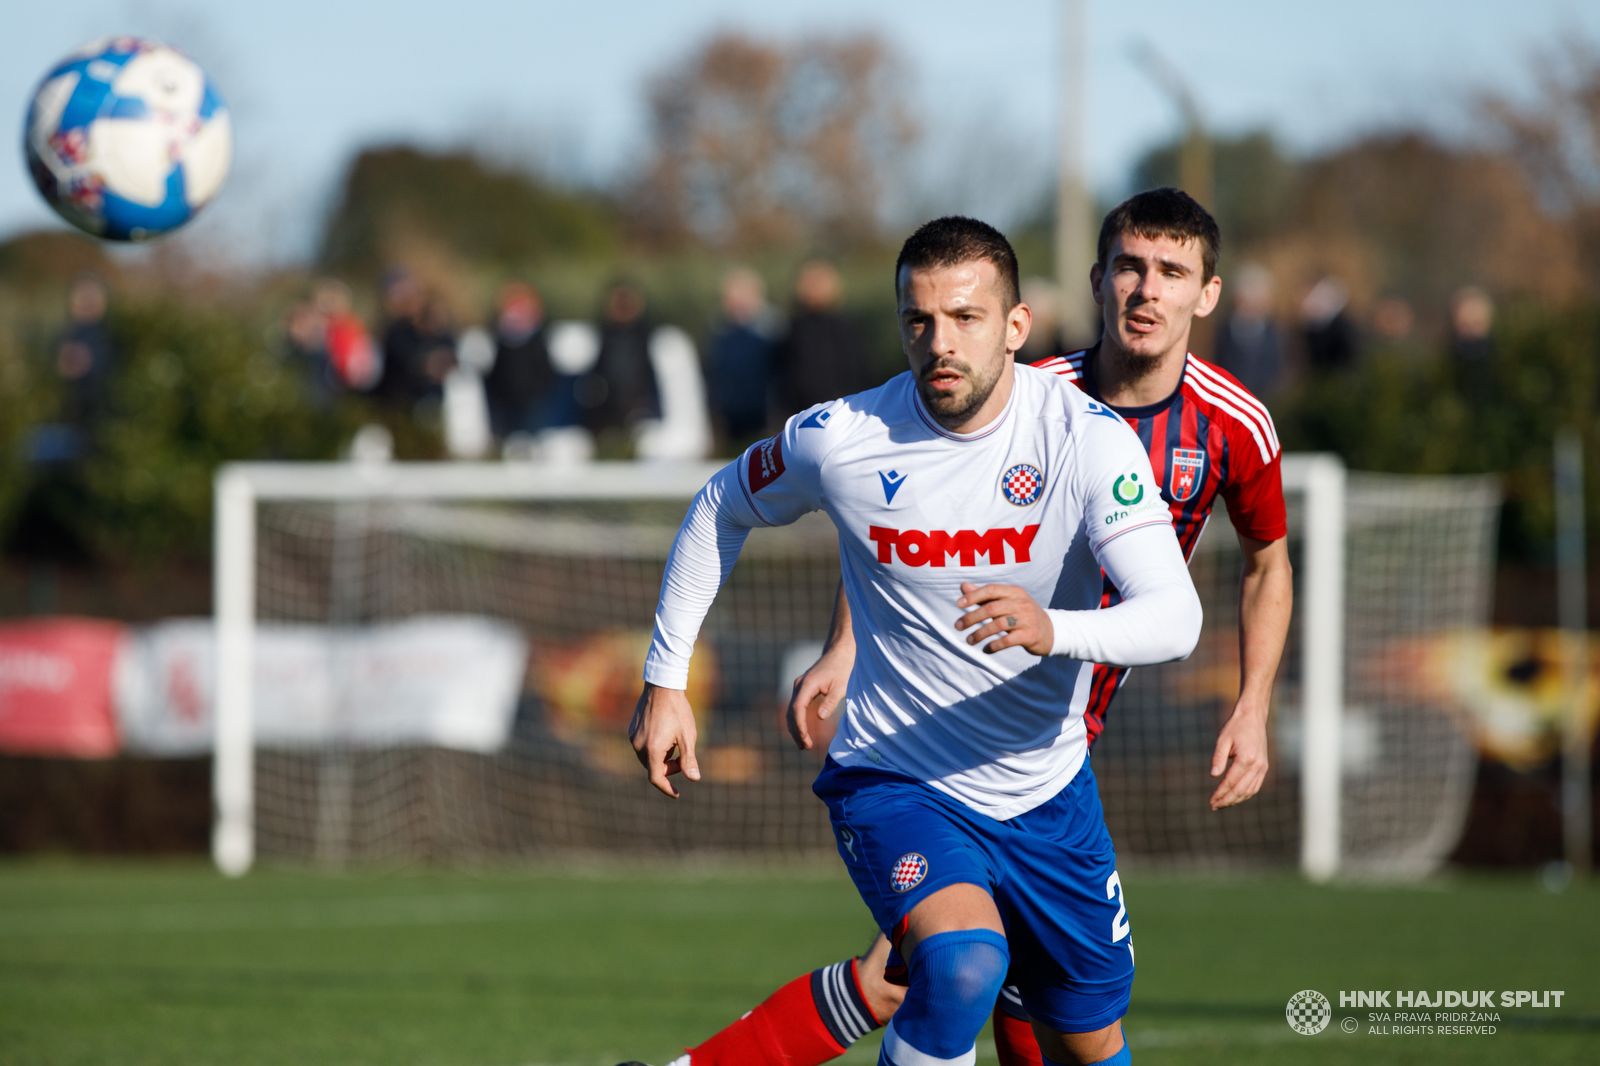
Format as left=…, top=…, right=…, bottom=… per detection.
left=0, top=618, right=127, bottom=758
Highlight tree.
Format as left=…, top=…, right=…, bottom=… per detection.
left=1132, top=131, right=1298, bottom=253
left=1279, top=133, right=1579, bottom=312
left=318, top=146, right=620, bottom=280
left=633, top=32, right=917, bottom=251
left=1482, top=41, right=1600, bottom=298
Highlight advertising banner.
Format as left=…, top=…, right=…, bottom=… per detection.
left=116, top=615, right=527, bottom=755
left=0, top=618, right=127, bottom=758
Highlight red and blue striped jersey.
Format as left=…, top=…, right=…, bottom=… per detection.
left=1029, top=346, right=1287, bottom=743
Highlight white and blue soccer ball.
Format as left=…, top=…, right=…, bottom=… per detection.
left=24, top=37, right=232, bottom=242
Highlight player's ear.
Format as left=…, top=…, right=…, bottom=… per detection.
left=1007, top=300, right=1032, bottom=354
left=1089, top=263, right=1106, bottom=307
left=1193, top=273, right=1223, bottom=319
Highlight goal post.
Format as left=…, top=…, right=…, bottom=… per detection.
left=210, top=454, right=1495, bottom=879
left=211, top=460, right=728, bottom=876
left=1290, top=454, right=1346, bottom=883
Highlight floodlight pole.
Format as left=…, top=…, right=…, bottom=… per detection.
left=1055, top=0, right=1096, bottom=349
left=1555, top=429, right=1591, bottom=878
left=1130, top=41, right=1213, bottom=209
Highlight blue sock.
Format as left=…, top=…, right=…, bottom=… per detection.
left=1045, top=1040, right=1131, bottom=1065
left=878, top=928, right=1009, bottom=1065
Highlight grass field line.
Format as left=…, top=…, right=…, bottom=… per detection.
left=0, top=891, right=539, bottom=934
left=0, top=879, right=858, bottom=936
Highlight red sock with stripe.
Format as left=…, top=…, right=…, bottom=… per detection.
left=992, top=985, right=1045, bottom=1066
left=687, top=958, right=881, bottom=1065
left=991, top=1006, right=1045, bottom=1066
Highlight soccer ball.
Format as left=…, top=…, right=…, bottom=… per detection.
left=23, top=36, right=232, bottom=241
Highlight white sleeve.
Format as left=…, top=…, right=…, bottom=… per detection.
left=1045, top=522, right=1202, bottom=666
left=643, top=416, right=827, bottom=689
left=1044, top=404, right=1202, bottom=667
left=642, top=462, right=758, bottom=689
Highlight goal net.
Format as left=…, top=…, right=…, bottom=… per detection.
left=211, top=458, right=1499, bottom=878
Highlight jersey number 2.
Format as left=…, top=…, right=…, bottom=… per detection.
left=1105, top=871, right=1130, bottom=942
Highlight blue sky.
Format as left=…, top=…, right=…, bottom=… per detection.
left=6, top=0, right=1598, bottom=263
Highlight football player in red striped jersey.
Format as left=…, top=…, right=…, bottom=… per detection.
left=1029, top=188, right=1289, bottom=782
left=626, top=190, right=1291, bottom=1066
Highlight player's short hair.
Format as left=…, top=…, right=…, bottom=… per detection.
left=896, top=217, right=1021, bottom=309
left=1098, top=188, right=1221, bottom=281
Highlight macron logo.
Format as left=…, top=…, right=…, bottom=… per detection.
left=879, top=470, right=906, bottom=504
left=868, top=525, right=1039, bottom=567
left=1085, top=401, right=1124, bottom=423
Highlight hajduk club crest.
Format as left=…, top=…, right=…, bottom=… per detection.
left=890, top=852, right=928, bottom=892
left=1001, top=463, right=1044, bottom=506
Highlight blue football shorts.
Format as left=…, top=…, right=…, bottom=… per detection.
left=814, top=757, right=1134, bottom=1034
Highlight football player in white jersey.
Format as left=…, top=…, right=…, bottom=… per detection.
left=630, top=218, right=1201, bottom=1066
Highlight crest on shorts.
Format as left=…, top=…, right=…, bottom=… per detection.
left=1000, top=463, right=1043, bottom=506
left=1169, top=448, right=1206, bottom=502
left=890, top=852, right=928, bottom=892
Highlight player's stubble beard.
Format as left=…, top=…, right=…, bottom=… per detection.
left=1101, top=296, right=1187, bottom=385
left=1099, top=338, right=1166, bottom=387
left=915, top=339, right=1007, bottom=430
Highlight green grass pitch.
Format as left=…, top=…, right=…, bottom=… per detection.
left=0, top=859, right=1594, bottom=1065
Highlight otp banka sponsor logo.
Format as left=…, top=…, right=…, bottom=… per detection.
left=1112, top=471, right=1145, bottom=505
left=869, top=525, right=1039, bottom=566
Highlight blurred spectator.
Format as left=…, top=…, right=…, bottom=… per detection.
left=417, top=297, right=458, bottom=401
left=285, top=299, right=332, bottom=403
left=52, top=274, right=115, bottom=448
left=374, top=269, right=425, bottom=408
left=1017, top=278, right=1063, bottom=363
left=1213, top=264, right=1283, bottom=397
left=1451, top=285, right=1495, bottom=409
left=483, top=280, right=557, bottom=439
left=1451, top=286, right=1494, bottom=364
left=1301, top=276, right=1356, bottom=373
left=581, top=281, right=660, bottom=436
left=1371, top=295, right=1415, bottom=343
left=11, top=275, right=114, bottom=569
left=316, top=280, right=378, bottom=391
left=707, top=267, right=779, bottom=446
left=774, top=259, right=869, bottom=419
left=285, top=280, right=377, bottom=406
left=374, top=269, right=456, bottom=419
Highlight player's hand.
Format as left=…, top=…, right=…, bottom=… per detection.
left=1209, top=702, right=1269, bottom=809
left=787, top=641, right=856, bottom=750
left=628, top=683, right=700, bottom=799
left=954, top=582, right=1054, bottom=656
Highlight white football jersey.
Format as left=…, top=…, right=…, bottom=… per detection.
left=645, top=363, right=1182, bottom=818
